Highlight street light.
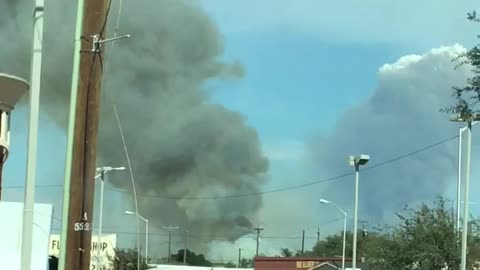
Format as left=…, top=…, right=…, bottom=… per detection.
left=455, top=121, right=478, bottom=232
left=349, top=154, right=369, bottom=270
left=125, top=210, right=149, bottom=262
left=320, top=199, right=347, bottom=270
left=450, top=113, right=480, bottom=270
left=0, top=73, right=29, bottom=199
left=94, top=166, right=125, bottom=270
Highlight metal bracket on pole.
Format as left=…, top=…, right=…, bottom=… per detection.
left=91, top=34, right=131, bottom=53
left=33, top=6, right=44, bottom=17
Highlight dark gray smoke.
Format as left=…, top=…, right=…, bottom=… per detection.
left=309, top=45, right=470, bottom=221
left=0, top=0, right=268, bottom=244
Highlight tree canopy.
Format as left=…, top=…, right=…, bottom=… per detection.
left=446, top=14, right=480, bottom=119
left=109, top=248, right=150, bottom=270
left=174, top=249, right=213, bottom=266
left=288, top=198, right=480, bottom=270
left=365, top=198, right=473, bottom=270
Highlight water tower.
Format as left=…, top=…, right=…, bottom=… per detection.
left=0, top=73, right=29, bottom=199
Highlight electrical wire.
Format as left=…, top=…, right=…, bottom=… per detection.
left=113, top=97, right=142, bottom=266
left=78, top=46, right=99, bottom=270
left=47, top=216, right=351, bottom=242
left=78, top=1, right=113, bottom=268
left=2, top=134, right=459, bottom=200
left=99, top=134, right=458, bottom=200
left=49, top=229, right=320, bottom=240
left=3, top=184, right=62, bottom=189
left=363, top=135, right=459, bottom=171
left=99, top=0, right=112, bottom=37
left=99, top=0, right=142, bottom=267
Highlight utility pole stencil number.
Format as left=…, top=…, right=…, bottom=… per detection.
left=74, top=222, right=90, bottom=231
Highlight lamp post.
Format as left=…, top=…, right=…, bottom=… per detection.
left=320, top=199, right=347, bottom=270
left=451, top=114, right=480, bottom=270
left=0, top=74, right=29, bottom=199
left=455, top=121, right=478, bottom=232
left=349, top=154, right=369, bottom=270
left=125, top=211, right=149, bottom=262
left=20, top=1, right=45, bottom=269
left=94, top=166, right=124, bottom=270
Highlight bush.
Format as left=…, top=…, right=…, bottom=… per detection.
left=110, top=248, right=150, bottom=270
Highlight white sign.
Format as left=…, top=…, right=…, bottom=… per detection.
left=0, top=202, right=54, bottom=270
left=49, top=234, right=117, bottom=270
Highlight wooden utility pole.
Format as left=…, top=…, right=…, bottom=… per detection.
left=163, top=225, right=179, bottom=264
left=62, top=0, right=108, bottom=269
left=317, top=228, right=321, bottom=255
left=238, top=248, right=242, bottom=267
left=183, top=230, right=188, bottom=265
left=254, top=227, right=264, bottom=257
left=301, top=229, right=305, bottom=255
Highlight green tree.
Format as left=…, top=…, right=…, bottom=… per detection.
left=313, top=231, right=353, bottom=257
left=305, top=198, right=480, bottom=270
left=239, top=258, right=253, bottom=268
left=367, top=198, right=480, bottom=270
left=446, top=12, right=480, bottom=118
left=174, top=249, right=212, bottom=266
left=223, top=262, right=236, bottom=268
left=110, top=248, right=150, bottom=270
left=311, top=230, right=374, bottom=258
left=281, top=248, right=293, bottom=257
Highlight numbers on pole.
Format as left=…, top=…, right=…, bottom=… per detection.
left=74, top=221, right=91, bottom=232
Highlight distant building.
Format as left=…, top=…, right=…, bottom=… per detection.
left=254, top=256, right=363, bottom=270
left=149, top=265, right=252, bottom=270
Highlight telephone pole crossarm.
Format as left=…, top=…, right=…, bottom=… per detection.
left=254, top=227, right=264, bottom=257
left=162, top=225, right=179, bottom=264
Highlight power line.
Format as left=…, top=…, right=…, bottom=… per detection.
left=105, top=135, right=459, bottom=200
left=49, top=228, right=316, bottom=241
left=2, top=134, right=458, bottom=199
left=363, top=135, right=458, bottom=171
left=3, top=184, right=62, bottom=189
left=48, top=217, right=344, bottom=241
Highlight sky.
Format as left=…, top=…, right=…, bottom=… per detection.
left=3, top=0, right=480, bottom=264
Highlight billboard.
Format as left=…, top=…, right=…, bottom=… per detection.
left=49, top=234, right=117, bottom=270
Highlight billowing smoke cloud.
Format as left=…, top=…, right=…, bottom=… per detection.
left=309, top=45, right=469, bottom=221
left=0, top=0, right=268, bottom=244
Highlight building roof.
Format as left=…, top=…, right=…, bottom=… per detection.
left=254, top=257, right=355, bottom=262
left=309, top=262, right=339, bottom=270
left=149, top=265, right=253, bottom=270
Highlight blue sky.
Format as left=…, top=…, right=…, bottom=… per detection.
left=198, top=0, right=480, bottom=257
left=211, top=33, right=400, bottom=139
left=5, top=0, right=480, bottom=259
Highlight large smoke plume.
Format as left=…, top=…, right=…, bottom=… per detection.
left=309, top=45, right=470, bottom=221
left=0, top=0, right=268, bottom=245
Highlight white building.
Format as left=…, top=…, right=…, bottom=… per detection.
left=48, top=234, right=117, bottom=270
